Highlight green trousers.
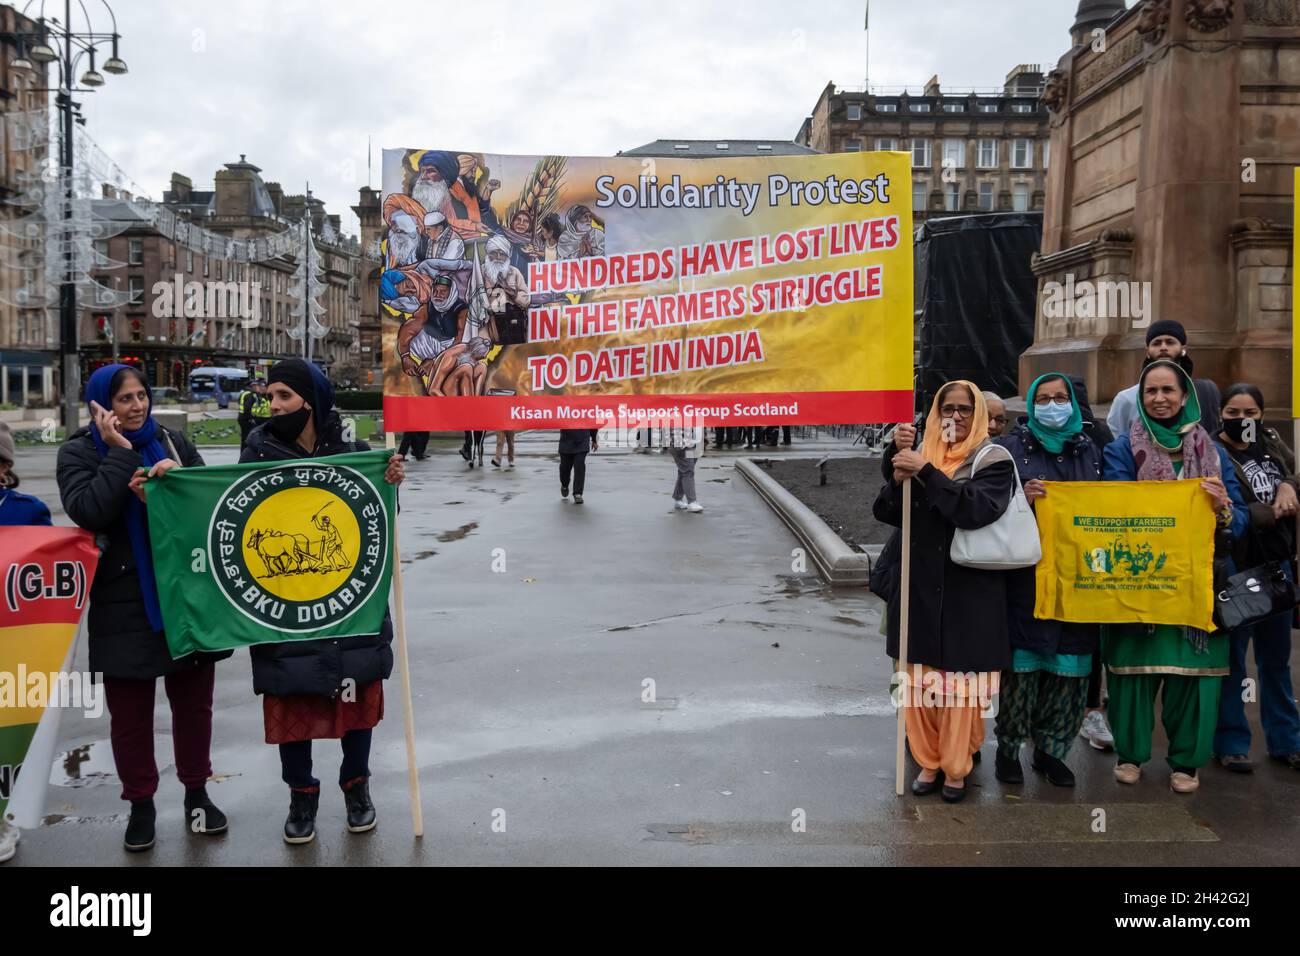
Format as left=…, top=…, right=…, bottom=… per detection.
left=995, top=670, right=1090, bottom=760
left=1108, top=672, right=1222, bottom=770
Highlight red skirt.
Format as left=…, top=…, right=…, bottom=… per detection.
left=263, top=680, right=385, bottom=744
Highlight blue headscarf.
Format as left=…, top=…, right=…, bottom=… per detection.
left=85, top=364, right=169, bottom=632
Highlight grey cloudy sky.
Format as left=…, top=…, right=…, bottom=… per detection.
left=72, top=0, right=1089, bottom=234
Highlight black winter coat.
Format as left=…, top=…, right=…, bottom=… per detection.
left=995, top=421, right=1102, bottom=657
left=558, top=429, right=598, bottom=454
left=872, top=439, right=1016, bottom=672
left=239, top=412, right=395, bottom=698
left=56, top=426, right=234, bottom=680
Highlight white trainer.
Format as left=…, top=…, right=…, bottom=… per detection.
left=1080, top=709, right=1115, bottom=751
left=0, top=821, right=18, bottom=863
left=687, top=502, right=704, bottom=513
left=673, top=498, right=688, bottom=510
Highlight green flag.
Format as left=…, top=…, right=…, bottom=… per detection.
left=146, top=450, right=396, bottom=659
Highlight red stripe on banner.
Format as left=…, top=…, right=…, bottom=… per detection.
left=383, top=390, right=915, bottom=430
left=0, top=526, right=100, bottom=629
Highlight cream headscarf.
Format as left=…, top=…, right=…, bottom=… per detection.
left=921, top=381, right=990, bottom=478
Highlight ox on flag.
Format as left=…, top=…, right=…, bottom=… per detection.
left=145, top=451, right=397, bottom=659
left=0, top=526, right=99, bottom=819
left=1033, top=479, right=1217, bottom=633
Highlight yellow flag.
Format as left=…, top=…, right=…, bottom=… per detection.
left=1034, top=480, right=1217, bottom=631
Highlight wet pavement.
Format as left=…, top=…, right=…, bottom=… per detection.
left=9, top=433, right=1300, bottom=865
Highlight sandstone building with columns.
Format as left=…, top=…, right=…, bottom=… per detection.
left=1022, top=0, right=1300, bottom=409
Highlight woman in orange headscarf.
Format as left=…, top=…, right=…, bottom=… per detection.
left=872, top=381, right=1018, bottom=801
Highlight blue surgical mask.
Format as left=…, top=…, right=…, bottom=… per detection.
left=1035, top=400, right=1073, bottom=429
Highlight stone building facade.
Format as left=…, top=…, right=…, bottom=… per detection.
left=1022, top=0, right=1300, bottom=407
left=81, top=156, right=369, bottom=389
left=795, top=65, right=1051, bottom=224
left=0, top=2, right=54, bottom=405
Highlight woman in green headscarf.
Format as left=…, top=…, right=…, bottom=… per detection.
left=993, top=373, right=1102, bottom=791
left=1100, top=360, right=1248, bottom=793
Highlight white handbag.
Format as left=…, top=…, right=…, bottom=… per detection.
left=949, top=444, right=1042, bottom=571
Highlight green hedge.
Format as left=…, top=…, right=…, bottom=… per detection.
left=334, top=389, right=384, bottom=411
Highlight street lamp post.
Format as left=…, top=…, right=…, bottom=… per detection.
left=9, top=0, right=127, bottom=435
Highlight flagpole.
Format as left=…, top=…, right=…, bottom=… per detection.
left=894, top=476, right=912, bottom=796
left=386, top=431, right=424, bottom=837
left=864, top=0, right=870, bottom=91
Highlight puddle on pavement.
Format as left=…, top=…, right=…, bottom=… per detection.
left=402, top=550, right=438, bottom=565
left=51, top=742, right=118, bottom=788
left=436, top=522, right=479, bottom=542
left=43, top=811, right=128, bottom=827
left=775, top=573, right=826, bottom=596
left=500, top=492, right=516, bottom=503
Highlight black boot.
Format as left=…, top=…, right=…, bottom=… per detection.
left=284, top=788, right=320, bottom=845
left=995, top=749, right=1024, bottom=784
left=184, top=785, right=228, bottom=835
left=1032, top=749, right=1077, bottom=787
left=124, top=798, right=156, bottom=853
left=342, top=778, right=377, bottom=833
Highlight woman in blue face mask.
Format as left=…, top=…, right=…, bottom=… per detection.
left=1212, top=384, right=1300, bottom=774
left=991, top=373, right=1103, bottom=790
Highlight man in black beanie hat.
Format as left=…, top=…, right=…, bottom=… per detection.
left=1106, top=319, right=1222, bottom=437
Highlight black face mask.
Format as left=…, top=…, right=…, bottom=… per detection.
left=1221, top=417, right=1257, bottom=445
left=267, top=406, right=312, bottom=444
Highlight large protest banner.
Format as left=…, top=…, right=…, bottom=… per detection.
left=0, top=526, right=99, bottom=819
left=1033, top=480, right=1217, bottom=632
left=380, top=148, right=914, bottom=429
left=146, top=451, right=397, bottom=659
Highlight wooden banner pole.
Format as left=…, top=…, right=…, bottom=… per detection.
left=894, top=477, right=912, bottom=797
left=386, top=431, right=424, bottom=838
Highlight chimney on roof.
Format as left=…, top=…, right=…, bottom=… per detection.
left=266, top=182, right=284, bottom=215
left=169, top=172, right=192, bottom=203
left=923, top=74, right=941, bottom=97
left=101, top=184, right=117, bottom=199
left=1004, top=64, right=1045, bottom=95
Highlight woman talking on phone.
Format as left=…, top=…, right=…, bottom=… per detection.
left=57, top=364, right=231, bottom=853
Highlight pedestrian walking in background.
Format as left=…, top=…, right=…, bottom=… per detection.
left=56, top=364, right=230, bottom=853
left=1211, top=384, right=1300, bottom=773
left=558, top=428, right=597, bottom=503
left=241, top=358, right=405, bottom=843
left=993, top=373, right=1102, bottom=789
left=872, top=382, right=1014, bottom=802
left=492, top=430, right=516, bottom=468
left=398, top=431, right=430, bottom=460
left=667, top=421, right=704, bottom=513
left=1101, top=360, right=1247, bottom=793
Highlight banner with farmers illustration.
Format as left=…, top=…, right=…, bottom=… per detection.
left=379, top=148, right=915, bottom=429
left=145, top=451, right=396, bottom=658
left=0, top=526, right=99, bottom=818
left=1034, top=480, right=1217, bottom=632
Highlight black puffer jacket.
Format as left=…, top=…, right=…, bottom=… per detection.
left=239, top=412, right=394, bottom=698
left=56, top=426, right=234, bottom=679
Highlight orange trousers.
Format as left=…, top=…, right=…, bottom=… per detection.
left=902, top=665, right=989, bottom=780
